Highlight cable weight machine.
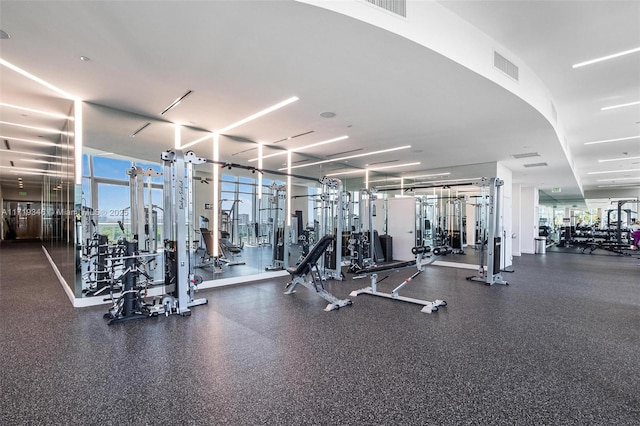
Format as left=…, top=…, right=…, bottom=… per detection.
left=466, top=177, right=508, bottom=285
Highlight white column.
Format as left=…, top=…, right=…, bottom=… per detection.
left=520, top=186, right=539, bottom=254
left=512, top=184, right=522, bottom=256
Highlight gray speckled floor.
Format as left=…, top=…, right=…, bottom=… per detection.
left=1, top=241, right=639, bottom=425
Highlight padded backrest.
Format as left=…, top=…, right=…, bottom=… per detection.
left=289, top=235, right=334, bottom=275
left=200, top=228, right=215, bottom=256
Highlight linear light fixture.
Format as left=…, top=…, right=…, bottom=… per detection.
left=588, top=168, right=640, bottom=175
left=287, top=150, right=292, bottom=227
left=584, top=135, right=640, bottom=145
left=174, top=123, right=181, bottom=149
left=20, top=159, right=56, bottom=164
left=283, top=145, right=412, bottom=171
left=598, top=156, right=640, bottom=163
left=601, top=100, right=640, bottom=111
left=325, top=162, right=421, bottom=177
left=368, top=177, right=402, bottom=183
left=218, top=96, right=299, bottom=134
left=415, top=177, right=482, bottom=186
left=182, top=133, right=213, bottom=150
left=0, top=165, right=66, bottom=175
left=0, top=58, right=75, bottom=99
left=572, top=46, right=640, bottom=68
left=596, top=176, right=640, bottom=182
left=160, top=90, right=193, bottom=115
left=248, top=135, right=348, bottom=162
left=597, top=184, right=640, bottom=188
left=0, top=120, right=66, bottom=134
left=257, top=143, right=263, bottom=199
left=212, top=133, right=220, bottom=257
left=0, top=135, right=58, bottom=147
left=404, top=172, right=451, bottom=179
left=0, top=103, right=74, bottom=120
left=0, top=149, right=67, bottom=160
left=74, top=99, right=82, bottom=184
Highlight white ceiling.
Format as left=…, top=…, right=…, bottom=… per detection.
left=0, top=0, right=638, bottom=205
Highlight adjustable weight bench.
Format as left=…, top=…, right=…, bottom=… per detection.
left=284, top=235, right=352, bottom=312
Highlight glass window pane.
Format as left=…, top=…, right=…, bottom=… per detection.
left=93, top=156, right=131, bottom=180
left=96, top=183, right=130, bottom=240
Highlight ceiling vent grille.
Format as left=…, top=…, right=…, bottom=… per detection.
left=231, top=147, right=257, bottom=156
left=271, top=130, right=314, bottom=144
left=327, top=148, right=364, bottom=158
left=366, top=0, right=406, bottom=17
left=523, top=162, right=548, bottom=168
left=368, top=159, right=398, bottom=166
left=512, top=152, right=540, bottom=159
left=494, top=51, right=519, bottom=81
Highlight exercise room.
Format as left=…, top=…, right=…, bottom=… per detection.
left=1, top=1, right=638, bottom=425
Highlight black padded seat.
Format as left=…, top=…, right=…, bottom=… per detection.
left=287, top=235, right=334, bottom=276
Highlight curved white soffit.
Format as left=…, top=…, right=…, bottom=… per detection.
left=296, top=0, right=579, bottom=192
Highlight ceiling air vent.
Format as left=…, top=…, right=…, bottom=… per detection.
left=366, top=0, right=406, bottom=17
left=494, top=51, right=519, bottom=81
left=523, top=162, right=548, bottom=168
left=271, top=130, right=314, bottom=144
left=231, top=147, right=257, bottom=156
left=512, top=152, right=539, bottom=159
left=368, top=159, right=398, bottom=166
left=129, top=122, right=151, bottom=138
left=327, top=148, right=364, bottom=158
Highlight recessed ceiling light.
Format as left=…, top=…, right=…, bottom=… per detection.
left=79, top=56, right=91, bottom=62
left=404, top=172, right=451, bottom=179
left=0, top=102, right=74, bottom=120
left=572, top=46, right=640, bottom=68
left=584, top=135, right=640, bottom=145
left=218, top=96, right=299, bottom=133
left=0, top=135, right=57, bottom=147
left=0, top=121, right=66, bottom=134
left=596, top=176, right=640, bottom=182
left=0, top=58, right=75, bottom=99
left=598, top=156, right=640, bottom=163
left=320, top=112, right=336, bottom=118
left=0, top=149, right=66, bottom=160
left=248, top=135, right=348, bottom=162
left=20, top=159, right=54, bottom=165
left=601, top=100, right=640, bottom=111
left=284, top=145, right=412, bottom=171
left=588, top=168, right=640, bottom=175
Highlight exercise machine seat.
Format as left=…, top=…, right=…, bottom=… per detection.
left=287, top=235, right=334, bottom=277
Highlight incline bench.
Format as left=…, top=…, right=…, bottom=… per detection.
left=284, top=235, right=352, bottom=312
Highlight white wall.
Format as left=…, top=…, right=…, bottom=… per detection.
left=520, top=186, right=539, bottom=254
